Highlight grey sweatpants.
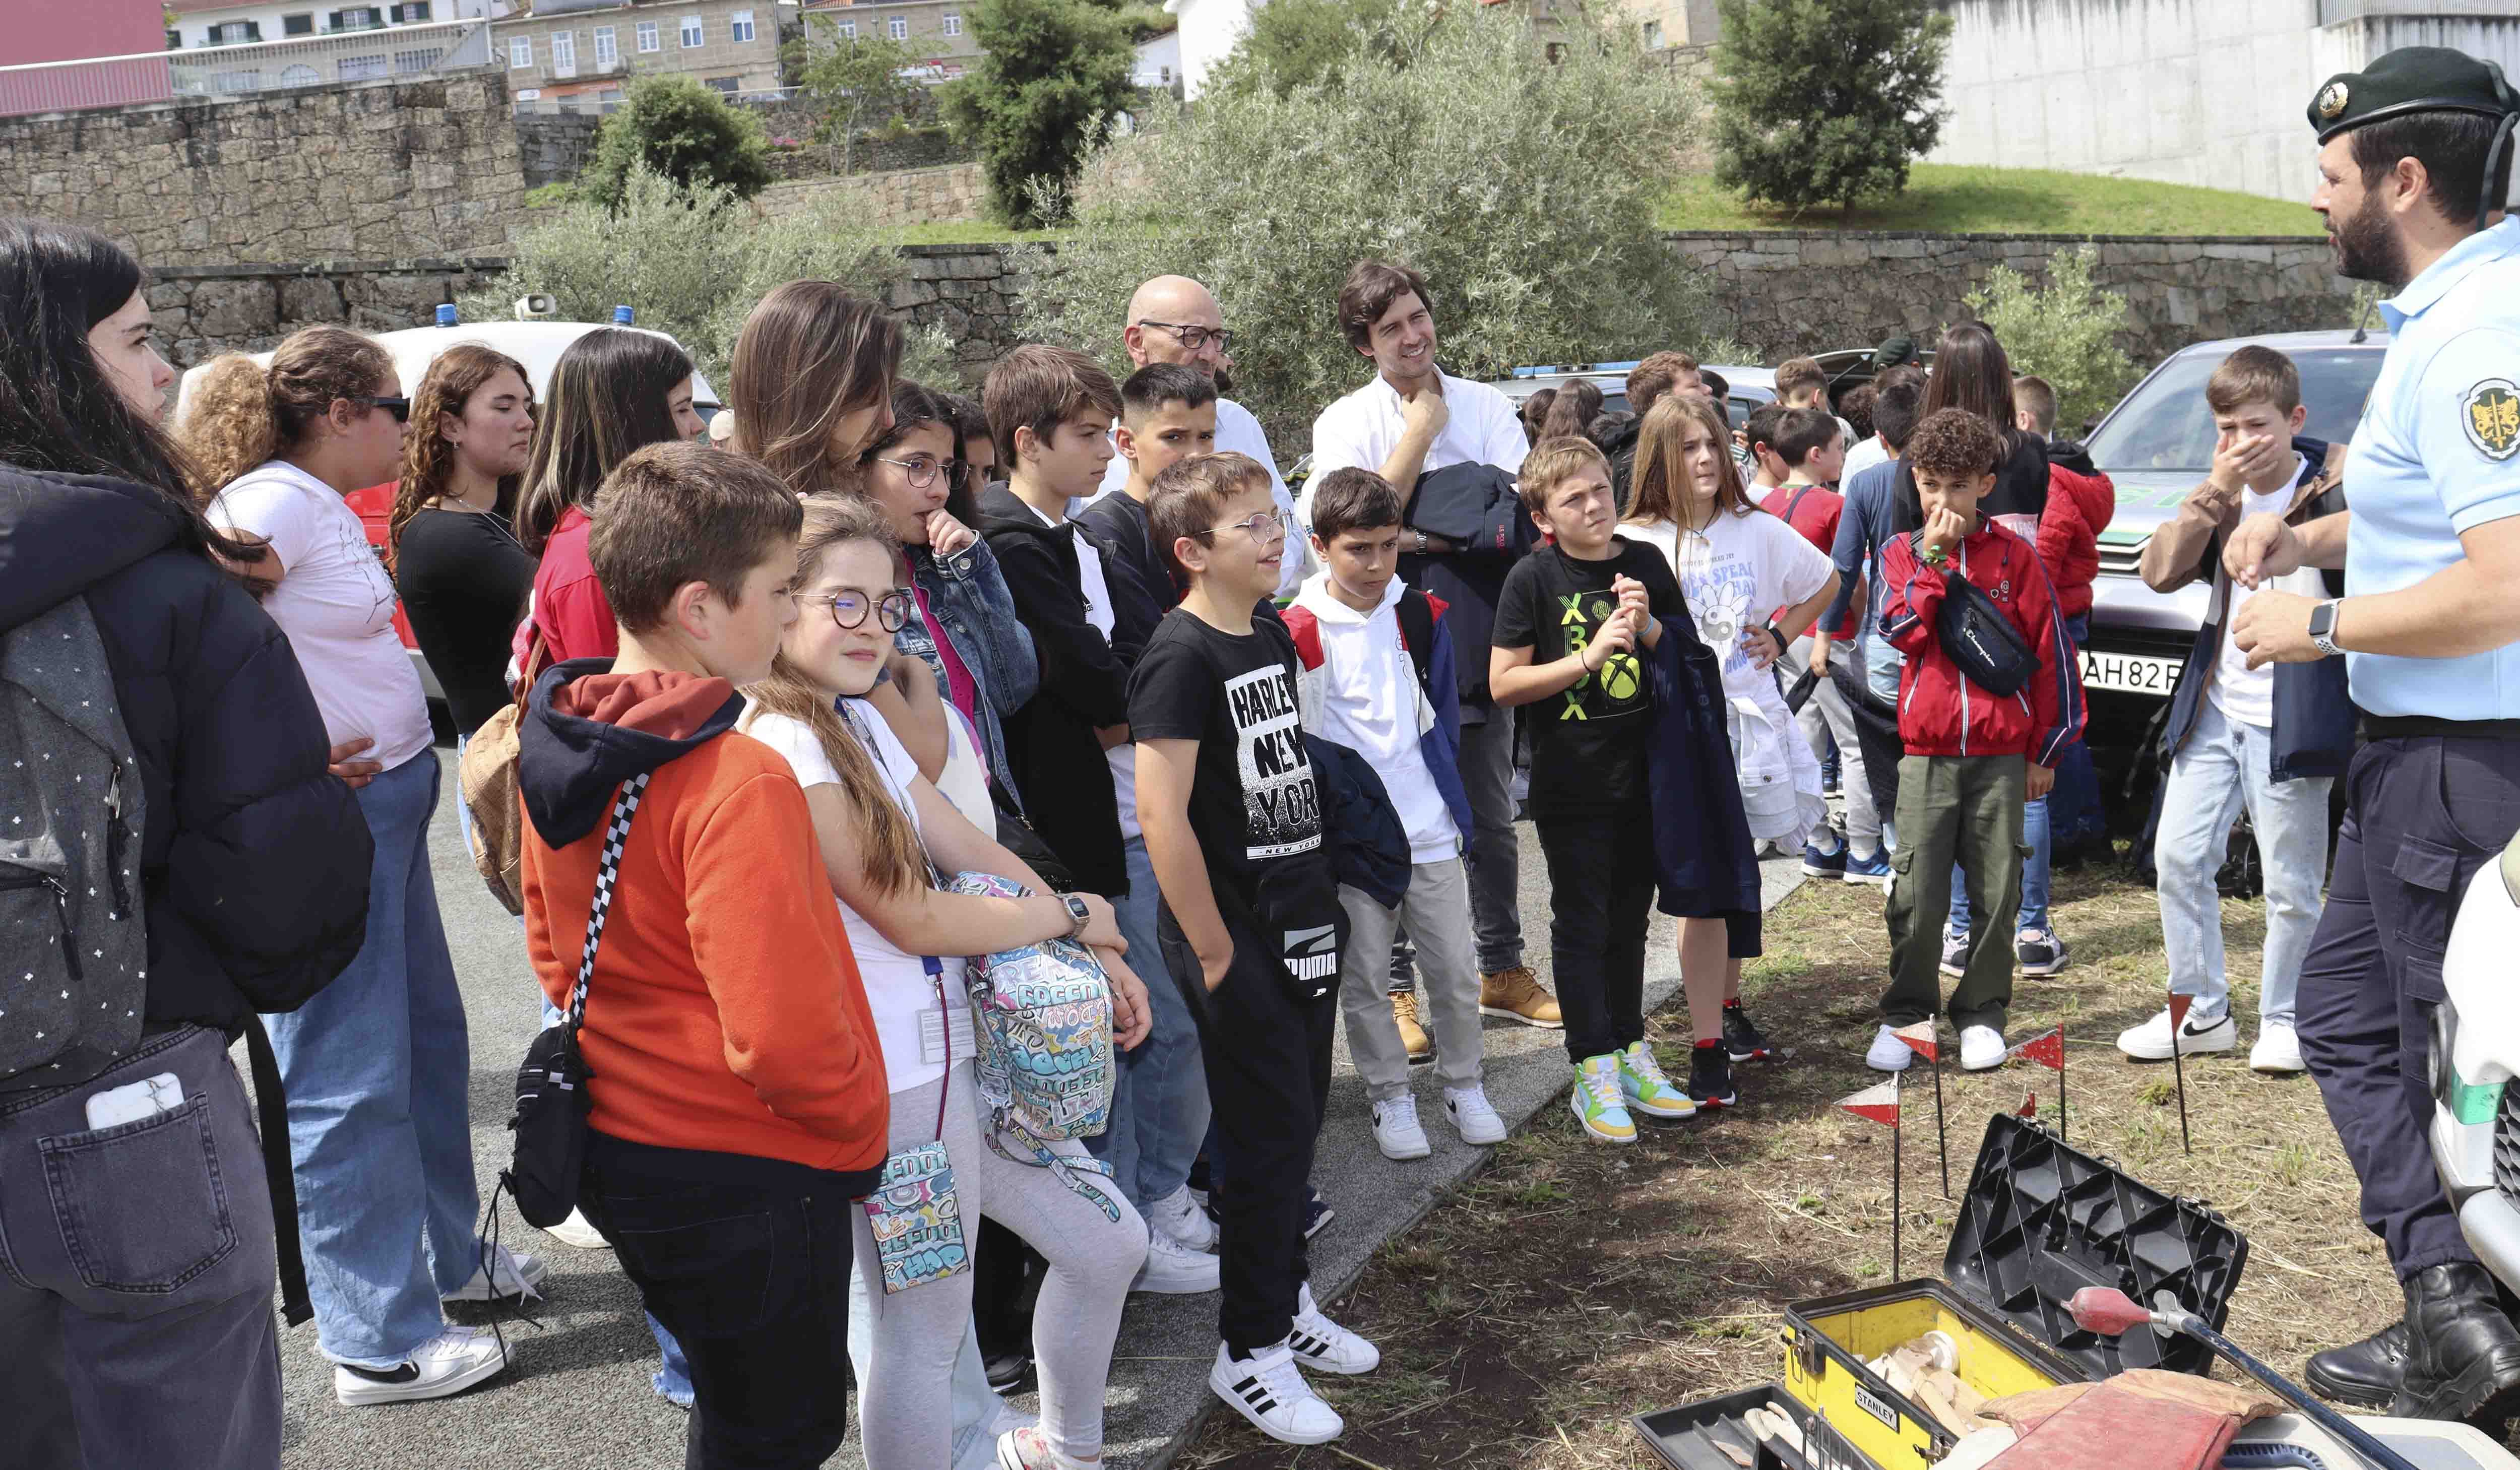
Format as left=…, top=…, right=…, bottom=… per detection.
left=1340, top=859, right=1485, bottom=1100
left=850, top=1063, right=1149, bottom=1467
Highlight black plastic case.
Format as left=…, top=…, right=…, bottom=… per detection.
left=1633, top=1382, right=1883, bottom=1470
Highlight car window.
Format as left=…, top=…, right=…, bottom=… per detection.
left=2087, top=347, right=2383, bottom=472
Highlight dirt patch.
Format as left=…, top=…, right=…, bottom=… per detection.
left=1179, top=861, right=2403, bottom=1469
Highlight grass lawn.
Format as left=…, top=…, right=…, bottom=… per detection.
left=1655, top=163, right=2325, bottom=237
left=1180, top=857, right=2404, bottom=1469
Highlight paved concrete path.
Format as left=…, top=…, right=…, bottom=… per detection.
left=262, top=748, right=1807, bottom=1468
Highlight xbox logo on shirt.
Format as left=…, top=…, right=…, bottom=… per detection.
left=1599, top=652, right=1642, bottom=701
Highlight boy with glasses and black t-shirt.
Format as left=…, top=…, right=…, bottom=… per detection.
left=1131, top=453, right=1383, bottom=1448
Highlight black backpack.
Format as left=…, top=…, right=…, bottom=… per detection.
left=1922, top=534, right=2039, bottom=698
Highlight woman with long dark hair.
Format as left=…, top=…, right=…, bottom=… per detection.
left=512, top=327, right=709, bottom=667
left=0, top=218, right=369, bottom=1466
left=183, top=325, right=536, bottom=1406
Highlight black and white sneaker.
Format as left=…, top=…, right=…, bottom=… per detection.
left=1211, top=1340, right=1343, bottom=1445
left=1289, top=1282, right=1381, bottom=1374
left=1302, top=1187, right=1334, bottom=1239
left=2017, top=928, right=2071, bottom=978
left=1723, top=1005, right=1775, bottom=1062
left=333, top=1326, right=509, bottom=1406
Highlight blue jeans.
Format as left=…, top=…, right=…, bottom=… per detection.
left=1948, top=789, right=2051, bottom=938
left=2048, top=615, right=2106, bottom=844
left=2156, top=702, right=2330, bottom=1030
left=262, top=753, right=477, bottom=1368
left=1085, top=834, right=1209, bottom=1206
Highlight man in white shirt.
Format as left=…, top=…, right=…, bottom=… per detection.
left=1305, top=259, right=1561, bottom=1029
left=1087, top=274, right=1308, bottom=597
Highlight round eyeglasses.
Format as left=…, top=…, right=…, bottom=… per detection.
left=874, top=454, right=960, bottom=490
left=820, top=588, right=916, bottom=632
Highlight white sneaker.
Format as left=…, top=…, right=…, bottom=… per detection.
left=1866, top=1024, right=1914, bottom=1072
left=334, top=1325, right=510, bottom=1405
left=1444, top=1084, right=1508, bottom=1145
left=2116, top=1004, right=2236, bottom=1061
left=1371, top=1095, right=1432, bottom=1160
left=442, top=1244, right=546, bottom=1303
left=1290, top=1282, right=1381, bottom=1374
left=1210, top=1340, right=1343, bottom=1446
left=1131, top=1230, right=1222, bottom=1295
left=2250, top=1024, right=2305, bottom=1074
left=1959, top=1026, right=2007, bottom=1072
left=1148, top=1183, right=1218, bottom=1252
left=542, top=1207, right=609, bottom=1250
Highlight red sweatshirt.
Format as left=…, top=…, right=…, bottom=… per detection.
left=1879, top=521, right=2084, bottom=766
left=1760, top=481, right=1852, bottom=632
left=2033, top=464, right=2116, bottom=622
left=511, top=505, right=619, bottom=674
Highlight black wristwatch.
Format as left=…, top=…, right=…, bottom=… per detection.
left=1061, top=893, right=1093, bottom=939
left=1761, top=620, right=1786, bottom=654
left=2308, top=599, right=2343, bottom=659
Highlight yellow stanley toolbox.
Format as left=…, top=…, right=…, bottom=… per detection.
left=1780, top=1115, right=2249, bottom=1470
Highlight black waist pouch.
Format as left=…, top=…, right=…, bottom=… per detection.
left=1933, top=557, right=2037, bottom=697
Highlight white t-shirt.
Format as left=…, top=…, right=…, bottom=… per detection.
left=1291, top=576, right=1461, bottom=862
left=1840, top=435, right=1892, bottom=483
left=1089, top=395, right=1308, bottom=597
left=741, top=699, right=972, bottom=1097
left=1302, top=370, right=1528, bottom=531
left=2211, top=458, right=2316, bottom=731
left=209, top=460, right=432, bottom=772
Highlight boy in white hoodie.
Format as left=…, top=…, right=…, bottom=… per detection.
left=1282, top=468, right=1505, bottom=1160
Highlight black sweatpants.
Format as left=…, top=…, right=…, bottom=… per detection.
left=1837, top=662, right=1906, bottom=848
left=1536, top=811, right=1658, bottom=1065
left=1163, top=910, right=1337, bottom=1355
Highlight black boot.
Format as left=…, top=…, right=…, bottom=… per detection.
left=2307, top=1319, right=2409, bottom=1410
left=2393, top=1262, right=2520, bottom=1429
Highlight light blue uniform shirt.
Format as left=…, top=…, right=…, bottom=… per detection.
left=2347, top=217, right=2520, bottom=719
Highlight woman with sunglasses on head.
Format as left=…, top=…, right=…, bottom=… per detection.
left=181, top=326, right=538, bottom=1405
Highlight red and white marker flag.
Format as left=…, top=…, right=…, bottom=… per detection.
left=2011, top=1027, right=2065, bottom=1070
left=2168, top=993, right=2196, bottom=1029
left=1838, top=1078, right=1902, bottom=1127
left=2018, top=1093, right=2038, bottom=1118
left=1893, top=1020, right=1939, bottom=1063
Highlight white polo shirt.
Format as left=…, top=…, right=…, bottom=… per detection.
left=1304, top=370, right=1528, bottom=530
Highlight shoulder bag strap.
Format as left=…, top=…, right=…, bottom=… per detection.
left=562, top=770, right=650, bottom=1035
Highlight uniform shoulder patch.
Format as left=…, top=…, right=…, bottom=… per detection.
left=2462, top=378, right=2520, bottom=461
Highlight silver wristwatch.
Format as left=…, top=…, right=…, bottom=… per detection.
left=2308, top=599, right=2344, bottom=659
left=1061, top=892, right=1093, bottom=939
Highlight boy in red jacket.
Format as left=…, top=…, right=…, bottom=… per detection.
left=1867, top=410, right=2084, bottom=1075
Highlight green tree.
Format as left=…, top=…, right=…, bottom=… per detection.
left=1201, top=0, right=1417, bottom=100
left=940, top=0, right=1137, bottom=227
left=580, top=74, right=776, bottom=210
left=1965, top=246, right=2137, bottom=432
left=790, top=20, right=922, bottom=175
left=1012, top=5, right=1720, bottom=446
left=1710, top=0, right=1952, bottom=214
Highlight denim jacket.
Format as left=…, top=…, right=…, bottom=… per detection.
left=900, top=537, right=1040, bottom=808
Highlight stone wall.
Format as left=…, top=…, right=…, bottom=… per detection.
left=146, top=259, right=508, bottom=368
left=515, top=111, right=600, bottom=189
left=1669, top=230, right=2355, bottom=371
left=757, top=162, right=986, bottom=228
left=885, top=245, right=1028, bottom=374
left=0, top=71, right=527, bottom=267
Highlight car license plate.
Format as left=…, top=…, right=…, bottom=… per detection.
left=2081, top=649, right=2182, bottom=698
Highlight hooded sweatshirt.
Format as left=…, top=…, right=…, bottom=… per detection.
left=518, top=659, right=886, bottom=1182
left=1282, top=574, right=1472, bottom=862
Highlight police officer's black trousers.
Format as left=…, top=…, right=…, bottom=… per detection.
left=2300, top=733, right=2520, bottom=1283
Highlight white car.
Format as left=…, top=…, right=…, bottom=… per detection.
left=2430, top=839, right=2520, bottom=1292
left=174, top=316, right=721, bottom=703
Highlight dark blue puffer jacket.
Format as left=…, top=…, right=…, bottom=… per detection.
left=0, top=465, right=371, bottom=1034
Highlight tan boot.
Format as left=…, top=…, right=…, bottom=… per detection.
left=1391, top=990, right=1432, bottom=1061
left=1480, top=966, right=1564, bottom=1029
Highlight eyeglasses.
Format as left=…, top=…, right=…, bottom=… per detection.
left=820, top=588, right=915, bottom=632
left=873, top=454, right=960, bottom=490
left=1194, top=507, right=1290, bottom=544
left=1135, top=319, right=1235, bottom=354
left=358, top=396, right=411, bottom=423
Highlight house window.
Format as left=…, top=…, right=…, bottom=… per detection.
left=1161, top=65, right=1171, bottom=83
left=679, top=15, right=703, bottom=46
left=730, top=9, right=755, bottom=42
left=705, top=75, right=738, bottom=94
left=636, top=20, right=659, bottom=51
left=208, top=20, right=261, bottom=44
left=594, top=25, right=616, bottom=65
left=1641, top=18, right=1662, bottom=48
left=389, top=2, right=431, bottom=22
left=837, top=19, right=856, bottom=37
left=339, top=52, right=388, bottom=80
left=283, top=13, right=314, bottom=35
left=166, top=29, right=180, bottom=49
left=509, top=35, right=531, bottom=66
left=942, top=13, right=960, bottom=35
left=281, top=62, right=321, bottom=84
left=888, top=16, right=907, bottom=39
left=331, top=6, right=383, bottom=30
left=394, top=46, right=444, bottom=71
left=550, top=30, right=575, bottom=73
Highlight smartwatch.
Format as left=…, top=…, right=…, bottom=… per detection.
left=2308, top=599, right=2344, bottom=659
left=1415, top=529, right=1429, bottom=555
left=1061, top=893, right=1093, bottom=940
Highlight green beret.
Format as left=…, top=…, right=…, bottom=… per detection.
left=1872, top=335, right=1918, bottom=372
left=2309, top=46, right=2520, bottom=142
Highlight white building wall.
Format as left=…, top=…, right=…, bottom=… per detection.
left=1167, top=0, right=1254, bottom=99
left=1135, top=28, right=1182, bottom=88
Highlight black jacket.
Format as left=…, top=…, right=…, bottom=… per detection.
left=1304, top=734, right=1410, bottom=910
left=0, top=466, right=371, bottom=1035
left=1643, top=613, right=1762, bottom=922
left=1399, top=462, right=1541, bottom=711
left=1592, top=410, right=1641, bottom=506
left=977, top=484, right=1133, bottom=897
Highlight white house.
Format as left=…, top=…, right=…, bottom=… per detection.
left=167, top=0, right=503, bottom=51
left=1134, top=25, right=1181, bottom=89
left=1164, top=0, right=1250, bottom=99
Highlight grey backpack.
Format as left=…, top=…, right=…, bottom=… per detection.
left=0, top=597, right=148, bottom=1093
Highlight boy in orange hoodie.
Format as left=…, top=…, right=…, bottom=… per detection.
left=517, top=441, right=887, bottom=1467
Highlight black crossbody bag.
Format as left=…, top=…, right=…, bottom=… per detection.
left=501, top=771, right=648, bottom=1228
left=1921, top=533, right=2039, bottom=698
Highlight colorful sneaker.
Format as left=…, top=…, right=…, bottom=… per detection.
left=1570, top=1054, right=1638, bottom=1142
left=1613, top=1040, right=1695, bottom=1119
left=1801, top=839, right=1848, bottom=879
left=1939, top=931, right=1970, bottom=979
left=1211, top=1340, right=1343, bottom=1446
left=2018, top=929, right=2071, bottom=978
left=1391, top=990, right=1433, bottom=1063
left=1371, top=1095, right=1432, bottom=1161
left=334, top=1326, right=509, bottom=1406
left=1290, top=1282, right=1381, bottom=1374
left=1683, top=1044, right=1737, bottom=1109
left=1480, top=966, right=1564, bottom=1028
left=442, top=1244, right=545, bottom=1303
left=1843, top=847, right=1894, bottom=887
left=1723, top=1004, right=1775, bottom=1062
left=1444, top=1084, right=1508, bottom=1145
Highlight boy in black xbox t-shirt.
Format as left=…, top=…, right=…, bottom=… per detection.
left=1127, top=451, right=1381, bottom=1449
left=1490, top=435, right=1700, bottom=1146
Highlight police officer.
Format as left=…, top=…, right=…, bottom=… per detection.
left=2228, top=46, right=2520, bottom=1426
